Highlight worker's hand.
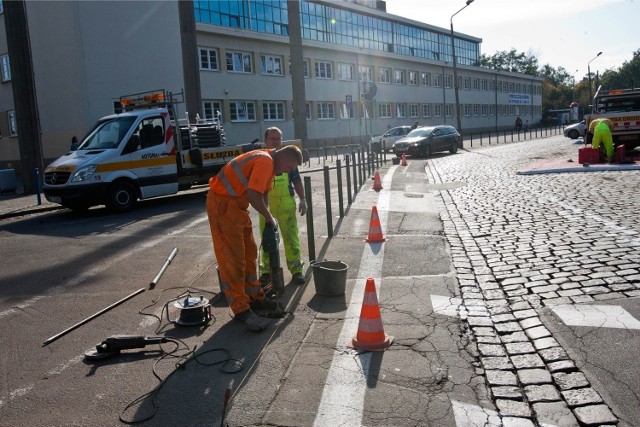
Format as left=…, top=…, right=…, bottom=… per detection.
left=298, top=199, right=307, bottom=216
left=266, top=217, right=278, bottom=230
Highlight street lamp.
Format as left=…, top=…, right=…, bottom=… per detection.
left=450, top=0, right=474, bottom=141
left=572, top=69, right=578, bottom=101
left=587, top=52, right=602, bottom=112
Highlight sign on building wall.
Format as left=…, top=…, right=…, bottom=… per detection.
left=509, top=93, right=531, bottom=105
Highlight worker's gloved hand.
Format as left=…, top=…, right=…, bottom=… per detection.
left=267, top=217, right=278, bottom=230
left=298, top=199, right=307, bottom=216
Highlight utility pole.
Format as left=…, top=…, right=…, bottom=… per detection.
left=178, top=0, right=201, bottom=121
left=4, top=0, right=44, bottom=193
left=288, top=0, right=307, bottom=143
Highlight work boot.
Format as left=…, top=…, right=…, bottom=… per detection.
left=233, top=309, right=271, bottom=332
left=250, top=297, right=284, bottom=318
left=292, top=272, right=306, bottom=285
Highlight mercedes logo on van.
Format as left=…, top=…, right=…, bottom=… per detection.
left=51, top=173, right=58, bottom=184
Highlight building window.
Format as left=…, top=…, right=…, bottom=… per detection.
left=463, top=78, right=471, bottom=90
left=263, top=101, right=285, bottom=120
left=464, top=104, right=471, bottom=116
left=394, top=69, right=406, bottom=85
left=340, top=102, right=355, bottom=119
left=433, top=74, right=442, bottom=88
left=337, top=63, right=354, bottom=81
left=202, top=100, right=222, bottom=120
left=1, top=54, right=10, bottom=82
left=315, top=61, right=333, bottom=79
left=226, top=51, right=252, bottom=73
left=472, top=79, right=479, bottom=90
left=422, top=104, right=431, bottom=118
left=317, top=102, right=335, bottom=119
left=378, top=103, right=391, bottom=118
left=481, top=105, right=488, bottom=116
left=199, top=48, right=218, bottom=71
left=303, top=59, right=310, bottom=78
left=396, top=103, right=406, bottom=118
left=445, top=104, right=453, bottom=117
left=434, top=104, right=442, bottom=118
left=305, top=102, right=311, bottom=119
left=444, top=75, right=452, bottom=88
left=408, top=71, right=418, bottom=86
left=420, top=72, right=430, bottom=86
left=378, top=67, right=391, bottom=84
left=489, top=105, right=495, bottom=116
left=359, top=65, right=373, bottom=82
left=260, top=54, right=283, bottom=75
left=481, top=79, right=488, bottom=91
left=409, top=104, right=419, bottom=118
left=8, top=110, right=17, bottom=136
left=230, top=101, right=256, bottom=121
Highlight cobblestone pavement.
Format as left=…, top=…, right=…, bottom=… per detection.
left=426, top=135, right=640, bottom=426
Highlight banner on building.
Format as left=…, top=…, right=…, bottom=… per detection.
left=509, top=93, right=531, bottom=105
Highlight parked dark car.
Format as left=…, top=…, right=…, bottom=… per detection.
left=393, top=125, right=460, bottom=157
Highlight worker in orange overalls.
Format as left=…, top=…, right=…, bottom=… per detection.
left=589, top=117, right=614, bottom=163
left=207, top=145, right=303, bottom=331
left=259, top=127, right=307, bottom=287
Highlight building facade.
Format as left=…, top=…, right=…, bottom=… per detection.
left=0, top=0, right=543, bottom=176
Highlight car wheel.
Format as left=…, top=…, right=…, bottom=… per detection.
left=424, top=145, right=432, bottom=158
left=105, top=180, right=137, bottom=213
left=449, top=141, right=458, bottom=154
left=568, top=129, right=579, bottom=139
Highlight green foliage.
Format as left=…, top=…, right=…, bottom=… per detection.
left=481, top=48, right=640, bottom=116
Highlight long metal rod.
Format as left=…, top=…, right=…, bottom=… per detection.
left=42, top=287, right=146, bottom=346
left=150, top=247, right=178, bottom=289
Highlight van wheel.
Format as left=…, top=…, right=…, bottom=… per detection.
left=449, top=141, right=458, bottom=154
left=105, top=181, right=137, bottom=213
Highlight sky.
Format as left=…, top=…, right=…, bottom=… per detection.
left=385, top=0, right=639, bottom=82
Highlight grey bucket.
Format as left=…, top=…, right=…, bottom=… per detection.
left=311, top=260, right=348, bottom=296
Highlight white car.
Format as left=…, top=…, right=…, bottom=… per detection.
left=369, top=126, right=412, bottom=152
left=563, top=120, right=586, bottom=139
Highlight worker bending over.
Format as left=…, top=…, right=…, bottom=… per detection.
left=207, top=145, right=303, bottom=331
left=590, top=118, right=614, bottom=163
left=259, top=127, right=307, bottom=287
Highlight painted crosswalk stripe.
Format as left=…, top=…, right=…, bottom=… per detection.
left=551, top=304, right=640, bottom=330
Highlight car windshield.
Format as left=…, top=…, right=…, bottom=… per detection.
left=407, top=128, right=432, bottom=138
left=77, top=116, right=137, bottom=150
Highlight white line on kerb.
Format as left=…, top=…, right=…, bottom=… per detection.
left=313, top=166, right=396, bottom=427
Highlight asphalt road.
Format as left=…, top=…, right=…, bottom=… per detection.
left=1, top=135, right=638, bottom=426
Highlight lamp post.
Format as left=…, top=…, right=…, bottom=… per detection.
left=587, top=52, right=602, bottom=112
left=450, top=0, right=474, bottom=141
left=572, top=69, right=578, bottom=101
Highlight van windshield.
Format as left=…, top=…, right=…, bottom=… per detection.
left=77, top=116, right=136, bottom=150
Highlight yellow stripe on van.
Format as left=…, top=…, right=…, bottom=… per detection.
left=96, top=156, right=175, bottom=172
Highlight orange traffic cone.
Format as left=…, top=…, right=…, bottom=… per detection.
left=401, top=153, right=407, bottom=166
left=365, top=205, right=386, bottom=243
left=352, top=278, right=393, bottom=351
left=373, top=169, right=383, bottom=191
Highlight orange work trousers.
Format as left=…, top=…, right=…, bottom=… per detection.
left=207, top=191, right=263, bottom=314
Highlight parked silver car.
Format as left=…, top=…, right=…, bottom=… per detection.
left=563, top=120, right=586, bottom=139
left=369, top=126, right=412, bottom=152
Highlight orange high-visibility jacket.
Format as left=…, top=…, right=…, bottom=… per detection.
left=208, top=150, right=275, bottom=206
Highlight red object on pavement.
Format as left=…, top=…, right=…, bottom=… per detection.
left=614, top=145, right=625, bottom=164
left=578, top=147, right=599, bottom=164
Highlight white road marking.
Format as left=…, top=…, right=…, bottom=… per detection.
left=451, top=400, right=501, bottom=426
left=313, top=166, right=395, bottom=427
left=551, top=304, right=640, bottom=330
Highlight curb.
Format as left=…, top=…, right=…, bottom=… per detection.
left=0, top=205, right=63, bottom=220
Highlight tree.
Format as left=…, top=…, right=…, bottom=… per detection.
left=599, top=49, right=640, bottom=90
left=480, top=48, right=539, bottom=75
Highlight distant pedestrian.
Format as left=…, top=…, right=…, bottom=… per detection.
left=515, top=117, right=522, bottom=131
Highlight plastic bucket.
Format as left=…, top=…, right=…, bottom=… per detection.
left=311, top=260, right=348, bottom=296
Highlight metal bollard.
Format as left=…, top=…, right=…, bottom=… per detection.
left=336, top=159, right=344, bottom=218
left=34, top=168, right=42, bottom=205
left=323, top=166, right=333, bottom=238
left=304, top=177, right=315, bottom=262
left=345, top=155, right=352, bottom=205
